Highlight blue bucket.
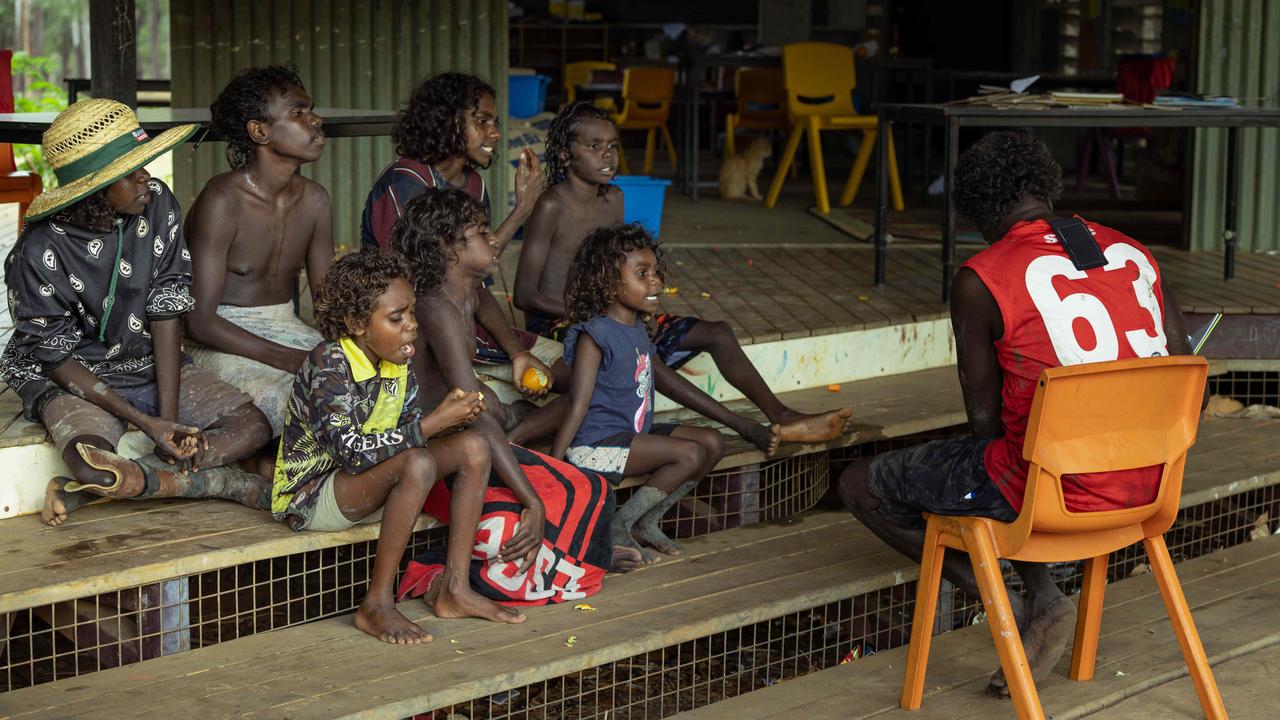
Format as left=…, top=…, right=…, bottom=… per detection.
left=508, top=74, right=550, bottom=119
left=614, top=175, right=673, bottom=238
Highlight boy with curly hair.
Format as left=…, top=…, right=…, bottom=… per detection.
left=516, top=102, right=853, bottom=445
left=273, top=248, right=528, bottom=645
left=185, top=65, right=333, bottom=436
left=838, top=131, right=1200, bottom=698
left=361, top=72, right=554, bottom=388
left=390, top=189, right=549, bottom=561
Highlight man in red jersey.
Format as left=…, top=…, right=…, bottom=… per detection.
left=838, top=131, right=1200, bottom=697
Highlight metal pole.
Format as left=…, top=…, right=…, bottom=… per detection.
left=942, top=117, right=959, bottom=302
left=874, top=108, right=889, bottom=285
left=1223, top=126, right=1238, bottom=280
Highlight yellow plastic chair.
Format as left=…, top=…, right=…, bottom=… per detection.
left=563, top=60, right=617, bottom=113
left=611, top=66, right=677, bottom=175
left=764, top=42, right=904, bottom=214
left=900, top=355, right=1224, bottom=720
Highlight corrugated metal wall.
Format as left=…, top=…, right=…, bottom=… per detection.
left=1189, top=0, right=1280, bottom=251
left=169, top=0, right=509, bottom=250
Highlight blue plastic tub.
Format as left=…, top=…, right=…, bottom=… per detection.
left=508, top=74, right=550, bottom=119
left=614, top=175, right=673, bottom=238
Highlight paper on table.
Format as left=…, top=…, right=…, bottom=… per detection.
left=1010, top=75, right=1040, bottom=93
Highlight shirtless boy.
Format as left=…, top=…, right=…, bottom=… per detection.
left=515, top=102, right=853, bottom=444
left=186, top=65, right=332, bottom=436
left=390, top=187, right=548, bottom=573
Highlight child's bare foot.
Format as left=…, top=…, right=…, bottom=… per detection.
left=776, top=408, right=854, bottom=443
left=354, top=599, right=432, bottom=645
left=740, top=424, right=783, bottom=457
left=432, top=578, right=526, bottom=624
left=986, top=594, right=1076, bottom=698
left=632, top=524, right=686, bottom=556
left=610, top=545, right=645, bottom=572
left=42, top=477, right=91, bottom=527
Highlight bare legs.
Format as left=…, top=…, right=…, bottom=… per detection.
left=678, top=320, right=853, bottom=443
left=836, top=458, right=1074, bottom=695
left=424, top=431, right=525, bottom=625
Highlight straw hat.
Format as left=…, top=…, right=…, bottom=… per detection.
left=25, top=98, right=198, bottom=220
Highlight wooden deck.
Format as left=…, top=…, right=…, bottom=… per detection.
left=676, top=534, right=1280, bottom=720
left=3, top=416, right=1277, bottom=719
left=490, top=241, right=1280, bottom=347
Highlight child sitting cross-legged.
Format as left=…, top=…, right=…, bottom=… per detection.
left=272, top=248, right=526, bottom=646
left=552, top=224, right=772, bottom=563
left=516, top=102, right=853, bottom=446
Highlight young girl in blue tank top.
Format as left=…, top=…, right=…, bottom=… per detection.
left=551, top=224, right=730, bottom=564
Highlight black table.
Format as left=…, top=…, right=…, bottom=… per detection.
left=678, top=54, right=933, bottom=201
left=872, top=102, right=1280, bottom=301
left=0, top=107, right=400, bottom=144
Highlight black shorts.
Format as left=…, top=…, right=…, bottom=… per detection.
left=866, top=436, right=1018, bottom=530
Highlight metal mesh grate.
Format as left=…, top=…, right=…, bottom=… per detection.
left=0, top=527, right=446, bottom=692
left=615, top=452, right=828, bottom=538
left=1208, top=370, right=1280, bottom=408
left=0, top=455, right=829, bottom=694
left=428, top=482, right=1280, bottom=720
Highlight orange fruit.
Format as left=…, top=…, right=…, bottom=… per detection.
left=521, top=366, right=549, bottom=391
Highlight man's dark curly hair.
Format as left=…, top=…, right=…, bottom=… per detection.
left=391, top=187, right=489, bottom=295
left=59, top=191, right=117, bottom=233
left=313, top=248, right=413, bottom=341
left=393, top=72, right=496, bottom=165
left=565, top=223, right=667, bottom=323
left=954, top=131, right=1063, bottom=231
left=210, top=65, right=305, bottom=170
left=545, top=101, right=614, bottom=187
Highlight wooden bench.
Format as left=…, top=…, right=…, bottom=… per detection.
left=4, top=417, right=1277, bottom=718
left=675, top=534, right=1280, bottom=720
left=0, top=365, right=968, bottom=613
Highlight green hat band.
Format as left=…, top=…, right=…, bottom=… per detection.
left=54, top=128, right=153, bottom=185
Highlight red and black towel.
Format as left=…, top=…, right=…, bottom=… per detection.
left=396, top=445, right=614, bottom=606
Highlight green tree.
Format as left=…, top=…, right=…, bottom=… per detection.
left=10, top=52, right=69, bottom=188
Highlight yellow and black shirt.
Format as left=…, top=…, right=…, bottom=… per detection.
left=272, top=338, right=425, bottom=530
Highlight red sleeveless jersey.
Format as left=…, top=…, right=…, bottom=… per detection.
left=963, top=218, right=1169, bottom=513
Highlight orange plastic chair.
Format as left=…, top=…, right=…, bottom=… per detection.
left=1, top=49, right=42, bottom=232
left=725, top=68, right=788, bottom=156
left=900, top=355, right=1224, bottom=720
left=611, top=66, right=677, bottom=175
left=764, top=42, right=904, bottom=214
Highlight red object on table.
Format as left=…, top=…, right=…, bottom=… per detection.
left=0, top=49, right=43, bottom=232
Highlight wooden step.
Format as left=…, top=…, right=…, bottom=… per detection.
left=0, top=365, right=974, bottom=613
left=0, top=511, right=910, bottom=719
left=6, top=456, right=1279, bottom=720
left=674, top=534, right=1280, bottom=720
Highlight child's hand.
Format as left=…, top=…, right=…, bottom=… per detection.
left=500, top=501, right=546, bottom=572
left=511, top=351, right=553, bottom=399
left=424, top=388, right=485, bottom=436
left=513, top=148, right=545, bottom=212
left=144, top=418, right=202, bottom=470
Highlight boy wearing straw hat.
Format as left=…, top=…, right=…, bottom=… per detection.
left=185, top=66, right=331, bottom=438
left=1, top=99, right=274, bottom=527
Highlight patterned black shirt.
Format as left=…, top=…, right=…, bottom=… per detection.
left=272, top=338, right=427, bottom=531
left=1, top=179, right=195, bottom=420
